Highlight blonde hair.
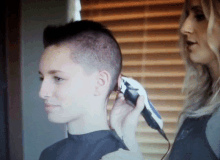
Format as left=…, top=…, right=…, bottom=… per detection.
left=203, top=0, right=220, bottom=53
left=178, top=0, right=220, bottom=127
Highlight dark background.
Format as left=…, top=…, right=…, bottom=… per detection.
left=0, top=0, right=23, bottom=159
left=0, top=0, right=9, bottom=159
left=0, top=0, right=68, bottom=159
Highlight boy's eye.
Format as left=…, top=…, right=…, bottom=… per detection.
left=54, top=76, right=64, bottom=83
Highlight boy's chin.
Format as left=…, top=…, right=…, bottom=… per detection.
left=47, top=114, right=76, bottom=124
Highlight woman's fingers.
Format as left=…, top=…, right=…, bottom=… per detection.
left=132, top=95, right=145, bottom=117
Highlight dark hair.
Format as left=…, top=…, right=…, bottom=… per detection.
left=43, top=20, right=122, bottom=96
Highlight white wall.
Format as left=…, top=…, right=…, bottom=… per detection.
left=21, top=0, right=68, bottom=159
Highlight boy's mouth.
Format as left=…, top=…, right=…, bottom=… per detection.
left=45, top=104, right=60, bottom=113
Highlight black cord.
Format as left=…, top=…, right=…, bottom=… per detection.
left=158, top=129, right=171, bottom=160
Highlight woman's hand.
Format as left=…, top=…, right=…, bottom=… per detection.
left=109, top=92, right=145, bottom=153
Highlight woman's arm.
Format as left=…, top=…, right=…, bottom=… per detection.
left=108, top=93, right=145, bottom=156
left=101, top=149, right=145, bottom=160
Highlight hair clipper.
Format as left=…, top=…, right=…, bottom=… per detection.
left=119, top=76, right=163, bottom=131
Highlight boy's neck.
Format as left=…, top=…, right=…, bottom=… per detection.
left=67, top=99, right=110, bottom=135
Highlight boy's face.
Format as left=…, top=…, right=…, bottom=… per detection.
left=39, top=45, right=95, bottom=123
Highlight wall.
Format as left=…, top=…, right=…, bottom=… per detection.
left=21, top=0, right=67, bottom=159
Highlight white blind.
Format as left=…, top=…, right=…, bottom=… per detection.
left=80, top=0, right=185, bottom=159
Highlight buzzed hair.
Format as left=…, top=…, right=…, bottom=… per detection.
left=43, top=20, right=122, bottom=96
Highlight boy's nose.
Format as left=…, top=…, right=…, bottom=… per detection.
left=39, top=80, right=53, bottom=99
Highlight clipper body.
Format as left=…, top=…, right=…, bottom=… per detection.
left=120, top=76, right=163, bottom=130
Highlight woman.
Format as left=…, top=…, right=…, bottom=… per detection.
left=102, top=0, right=220, bottom=159
left=168, top=0, right=220, bottom=159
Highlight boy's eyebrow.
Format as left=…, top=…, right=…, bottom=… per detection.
left=38, top=70, right=62, bottom=75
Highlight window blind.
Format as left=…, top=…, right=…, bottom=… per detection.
left=80, top=0, right=185, bottom=159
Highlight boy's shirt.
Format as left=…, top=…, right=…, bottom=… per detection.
left=39, top=130, right=128, bottom=160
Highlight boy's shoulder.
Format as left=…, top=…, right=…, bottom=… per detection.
left=39, top=138, right=72, bottom=160
left=39, top=130, right=128, bottom=160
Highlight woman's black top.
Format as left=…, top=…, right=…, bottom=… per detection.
left=169, top=115, right=218, bottom=160
left=39, top=130, right=128, bottom=160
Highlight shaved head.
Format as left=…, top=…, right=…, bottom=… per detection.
left=43, top=20, right=122, bottom=96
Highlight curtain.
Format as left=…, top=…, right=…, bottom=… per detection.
left=80, top=0, right=185, bottom=159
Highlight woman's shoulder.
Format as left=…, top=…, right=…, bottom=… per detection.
left=206, top=106, right=220, bottom=159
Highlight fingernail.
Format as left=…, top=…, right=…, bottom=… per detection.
left=120, top=96, right=124, bottom=100
left=115, top=109, right=121, bottom=114
left=118, top=93, right=123, bottom=96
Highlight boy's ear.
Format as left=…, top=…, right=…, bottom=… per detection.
left=94, top=70, right=111, bottom=96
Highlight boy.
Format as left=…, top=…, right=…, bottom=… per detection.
left=38, top=20, right=128, bottom=160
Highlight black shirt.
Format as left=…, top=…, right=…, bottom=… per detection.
left=39, top=130, right=128, bottom=160
left=169, top=115, right=218, bottom=160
